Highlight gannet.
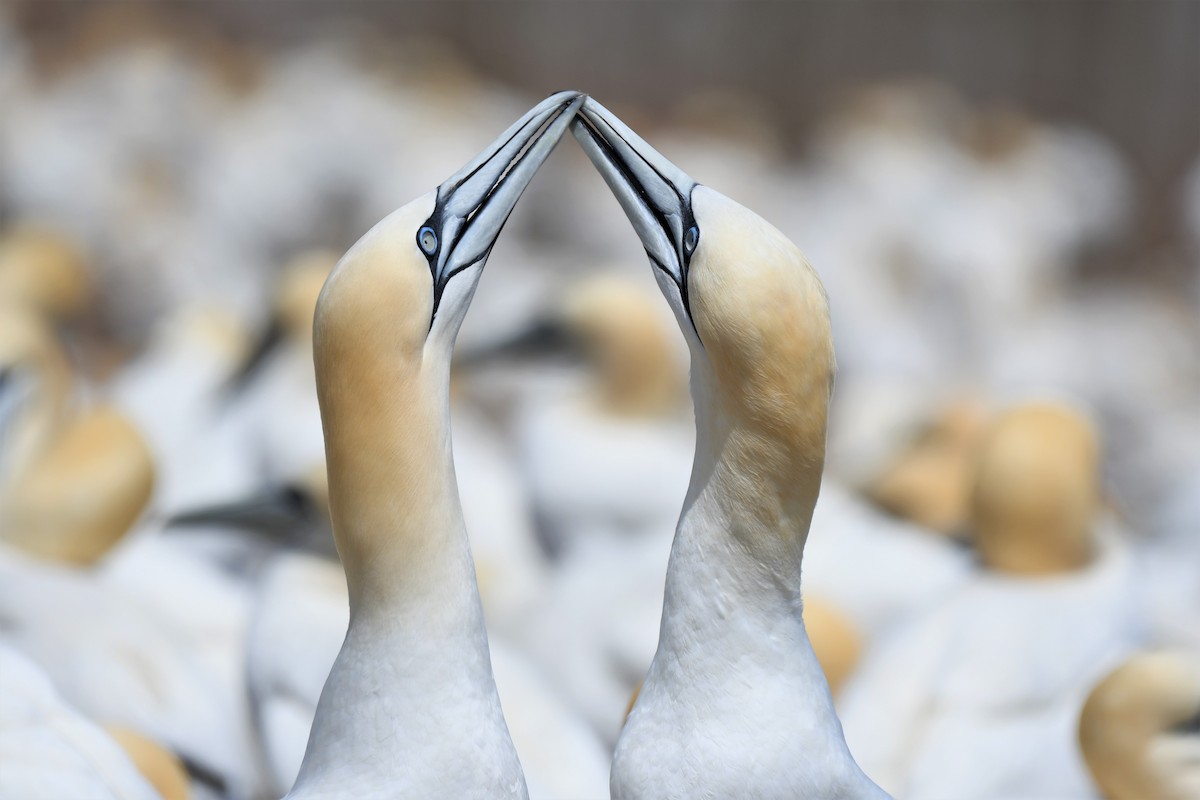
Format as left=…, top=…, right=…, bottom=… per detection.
left=286, top=90, right=583, bottom=800
left=572, top=99, right=889, bottom=799
left=219, top=249, right=335, bottom=491
left=109, top=305, right=254, bottom=513
left=1079, top=650, right=1200, bottom=800
left=0, top=223, right=91, bottom=325
left=104, top=726, right=191, bottom=800
left=0, top=306, right=154, bottom=565
left=802, top=594, right=865, bottom=698
left=866, top=396, right=987, bottom=536
left=502, top=273, right=692, bottom=555
left=1, top=405, right=154, bottom=564
left=0, top=542, right=255, bottom=798
left=802, top=480, right=972, bottom=639
left=0, top=311, right=262, bottom=797
left=0, top=643, right=160, bottom=800
left=839, top=401, right=1141, bottom=799
left=250, top=551, right=609, bottom=800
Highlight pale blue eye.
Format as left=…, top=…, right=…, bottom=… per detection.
left=684, top=226, right=699, bottom=254
left=418, top=226, right=438, bottom=255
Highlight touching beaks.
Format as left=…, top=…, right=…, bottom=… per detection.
left=570, top=98, right=700, bottom=320
left=423, top=91, right=585, bottom=318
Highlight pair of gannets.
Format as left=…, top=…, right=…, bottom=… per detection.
left=290, top=89, right=885, bottom=798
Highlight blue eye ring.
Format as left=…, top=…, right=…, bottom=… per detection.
left=418, top=226, right=438, bottom=256
left=684, top=226, right=699, bottom=254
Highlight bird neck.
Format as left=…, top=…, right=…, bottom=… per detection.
left=635, top=357, right=851, bottom=762
left=655, top=351, right=829, bottom=661
left=300, top=350, right=515, bottom=790
left=678, top=352, right=826, bottom=586
left=319, top=352, right=479, bottom=617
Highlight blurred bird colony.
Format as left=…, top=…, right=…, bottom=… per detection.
left=0, top=3, right=1197, bottom=800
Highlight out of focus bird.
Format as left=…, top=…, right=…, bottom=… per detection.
left=0, top=291, right=260, bottom=797
left=0, top=304, right=154, bottom=565
left=803, top=481, right=973, bottom=639
left=802, top=594, right=866, bottom=698
left=156, top=251, right=339, bottom=562
left=219, top=249, right=335, bottom=489
left=573, top=98, right=889, bottom=799
left=105, top=726, right=192, bottom=800
left=0, top=223, right=91, bottom=326
left=462, top=273, right=692, bottom=740
left=498, top=273, right=691, bottom=555
left=0, top=643, right=162, bottom=800
left=865, top=396, right=988, bottom=537
left=0, top=405, right=153, bottom=564
left=285, top=91, right=582, bottom=800
left=0, top=542, right=257, bottom=798
left=1079, top=650, right=1200, bottom=800
left=840, top=401, right=1141, bottom=800
left=109, top=305, right=252, bottom=513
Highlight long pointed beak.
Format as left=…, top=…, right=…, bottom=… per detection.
left=430, top=91, right=585, bottom=294
left=570, top=99, right=699, bottom=306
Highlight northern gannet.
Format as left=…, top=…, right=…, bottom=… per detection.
left=866, top=396, right=987, bottom=536
left=839, top=401, right=1141, bottom=799
left=0, top=643, right=161, bottom=800
left=0, top=307, right=153, bottom=565
left=1, top=405, right=153, bottom=564
left=802, top=480, right=972, bottom=639
left=250, top=551, right=610, bottom=800
left=0, top=223, right=91, bottom=325
left=286, top=90, right=583, bottom=800
left=503, top=273, right=691, bottom=556
left=104, top=726, right=191, bottom=800
left=572, top=99, right=890, bottom=799
left=109, top=305, right=254, bottom=514
left=1079, top=650, right=1200, bottom=800
left=0, top=541, right=255, bottom=798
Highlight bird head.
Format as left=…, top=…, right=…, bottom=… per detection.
left=314, top=92, right=584, bottom=385
left=311, top=92, right=583, bottom=578
left=0, top=223, right=91, bottom=324
left=970, top=401, right=1099, bottom=575
left=1079, top=651, right=1200, bottom=800
left=571, top=99, right=835, bottom=484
